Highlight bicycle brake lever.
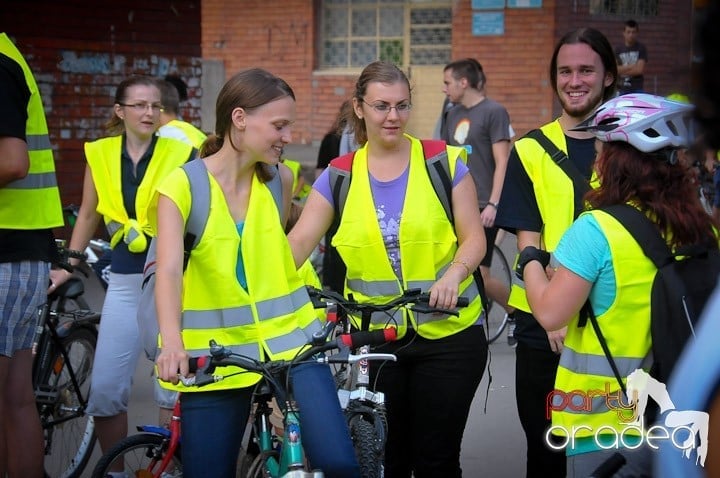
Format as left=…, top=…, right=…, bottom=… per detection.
left=347, top=352, right=397, bottom=363
left=410, top=304, right=459, bottom=317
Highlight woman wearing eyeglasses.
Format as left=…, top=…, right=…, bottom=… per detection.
left=49, top=76, right=195, bottom=469
left=288, top=61, right=488, bottom=477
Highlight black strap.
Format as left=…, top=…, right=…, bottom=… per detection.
left=583, top=301, right=627, bottom=398
left=600, top=204, right=672, bottom=268
left=525, top=129, right=590, bottom=219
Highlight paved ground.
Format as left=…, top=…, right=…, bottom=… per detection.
left=77, top=218, right=528, bottom=477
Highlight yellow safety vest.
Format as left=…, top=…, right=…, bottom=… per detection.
left=163, top=119, right=207, bottom=149
left=84, top=135, right=193, bottom=253
left=508, top=120, right=597, bottom=312
left=152, top=167, right=323, bottom=392
left=283, top=158, right=311, bottom=200
left=332, top=135, right=484, bottom=339
left=0, top=33, right=62, bottom=229
left=552, top=209, right=653, bottom=436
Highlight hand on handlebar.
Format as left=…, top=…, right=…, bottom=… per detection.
left=156, top=345, right=190, bottom=385
left=48, top=267, right=73, bottom=294
left=428, top=269, right=464, bottom=310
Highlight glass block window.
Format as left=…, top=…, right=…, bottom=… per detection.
left=589, top=0, right=659, bottom=17
left=320, top=0, right=452, bottom=69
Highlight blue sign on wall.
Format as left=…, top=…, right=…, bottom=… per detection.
left=507, top=0, right=542, bottom=7
left=472, top=12, right=505, bottom=36
left=471, top=0, right=505, bottom=9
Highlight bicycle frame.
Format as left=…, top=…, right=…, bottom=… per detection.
left=32, top=300, right=98, bottom=429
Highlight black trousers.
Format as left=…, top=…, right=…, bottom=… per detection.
left=371, top=325, right=488, bottom=478
left=515, top=341, right=567, bottom=477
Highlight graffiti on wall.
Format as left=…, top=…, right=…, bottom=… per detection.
left=58, top=51, right=178, bottom=76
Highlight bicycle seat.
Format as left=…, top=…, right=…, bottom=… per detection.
left=51, top=277, right=85, bottom=300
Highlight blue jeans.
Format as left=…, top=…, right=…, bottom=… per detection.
left=180, top=363, right=359, bottom=478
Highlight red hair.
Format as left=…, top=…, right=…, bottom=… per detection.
left=586, top=141, right=719, bottom=249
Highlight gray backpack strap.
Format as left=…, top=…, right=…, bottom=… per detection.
left=266, top=165, right=284, bottom=220
left=181, top=159, right=211, bottom=269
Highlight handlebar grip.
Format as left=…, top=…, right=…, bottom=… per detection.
left=339, top=328, right=397, bottom=348
left=456, top=296, right=469, bottom=308
left=187, top=356, right=209, bottom=373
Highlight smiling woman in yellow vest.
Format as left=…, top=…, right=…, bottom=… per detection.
left=288, top=61, right=487, bottom=478
left=48, top=76, right=195, bottom=470
left=520, top=95, right=719, bottom=477
left=151, top=68, right=358, bottom=478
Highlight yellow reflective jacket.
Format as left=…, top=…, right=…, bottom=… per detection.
left=151, top=166, right=323, bottom=392
left=84, top=135, right=192, bottom=252
left=0, top=33, right=62, bottom=229
left=552, top=209, right=653, bottom=437
left=332, top=135, right=484, bottom=339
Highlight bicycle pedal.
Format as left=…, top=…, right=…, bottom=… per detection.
left=34, top=385, right=59, bottom=405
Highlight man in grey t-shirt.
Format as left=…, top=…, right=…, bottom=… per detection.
left=615, top=19, right=648, bottom=95
left=441, top=58, right=513, bottom=317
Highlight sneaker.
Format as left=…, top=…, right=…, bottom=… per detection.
left=506, top=313, right=517, bottom=348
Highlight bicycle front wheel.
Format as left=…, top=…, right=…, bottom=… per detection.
left=90, top=433, right=182, bottom=478
left=485, top=245, right=512, bottom=344
left=41, top=327, right=97, bottom=478
left=349, top=414, right=384, bottom=478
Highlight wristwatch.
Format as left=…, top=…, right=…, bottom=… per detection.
left=515, top=246, right=551, bottom=281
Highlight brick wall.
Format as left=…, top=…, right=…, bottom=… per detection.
left=451, top=1, right=558, bottom=136
left=1, top=0, right=202, bottom=207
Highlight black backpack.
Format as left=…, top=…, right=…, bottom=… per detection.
left=583, top=204, right=720, bottom=396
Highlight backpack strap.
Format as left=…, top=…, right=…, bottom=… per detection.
left=601, top=204, right=672, bottom=268
left=266, top=164, right=284, bottom=221
left=525, top=129, right=590, bottom=219
left=328, top=140, right=454, bottom=223
left=421, top=139, right=454, bottom=224
left=181, top=159, right=211, bottom=270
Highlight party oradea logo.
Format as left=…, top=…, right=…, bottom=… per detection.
left=544, top=369, right=708, bottom=467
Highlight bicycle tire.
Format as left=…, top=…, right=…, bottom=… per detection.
left=349, top=415, right=383, bottom=478
left=90, top=433, right=182, bottom=478
left=41, top=326, right=97, bottom=478
left=486, top=245, right=512, bottom=344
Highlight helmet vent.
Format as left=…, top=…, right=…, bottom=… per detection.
left=643, top=128, right=661, bottom=138
left=666, top=120, right=679, bottom=136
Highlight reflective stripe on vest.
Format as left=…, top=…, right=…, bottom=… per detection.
left=4, top=171, right=57, bottom=189
left=551, top=209, right=654, bottom=436
left=0, top=33, right=63, bottom=229
left=165, top=119, right=207, bottom=149
left=333, top=135, right=484, bottom=339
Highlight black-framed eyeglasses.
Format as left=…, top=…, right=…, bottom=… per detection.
left=361, top=100, right=412, bottom=115
left=118, top=102, right=164, bottom=113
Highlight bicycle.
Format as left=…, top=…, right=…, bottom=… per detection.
left=91, top=327, right=398, bottom=478
left=34, top=243, right=101, bottom=478
left=306, top=287, right=469, bottom=478
left=484, top=243, right=514, bottom=344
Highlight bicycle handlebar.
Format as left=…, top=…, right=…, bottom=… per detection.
left=307, top=286, right=468, bottom=318
left=181, top=327, right=399, bottom=388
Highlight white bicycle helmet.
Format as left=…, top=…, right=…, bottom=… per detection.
left=572, top=93, right=695, bottom=153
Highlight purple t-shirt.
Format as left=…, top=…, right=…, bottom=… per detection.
left=314, top=158, right=469, bottom=279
